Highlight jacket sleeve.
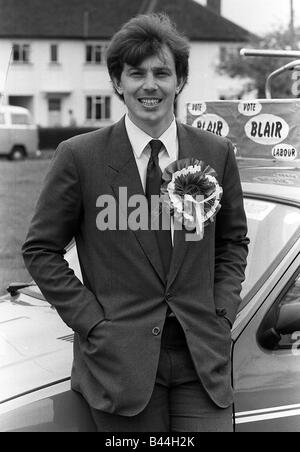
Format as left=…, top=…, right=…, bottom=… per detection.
left=22, top=141, right=105, bottom=339
left=214, top=140, right=250, bottom=326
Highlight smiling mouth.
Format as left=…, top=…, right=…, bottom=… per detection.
left=138, top=98, right=162, bottom=108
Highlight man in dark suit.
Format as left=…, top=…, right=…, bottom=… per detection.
left=22, top=13, right=249, bottom=432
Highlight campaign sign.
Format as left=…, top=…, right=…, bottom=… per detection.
left=186, top=100, right=300, bottom=160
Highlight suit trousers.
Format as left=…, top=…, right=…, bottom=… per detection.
left=90, top=316, right=233, bottom=432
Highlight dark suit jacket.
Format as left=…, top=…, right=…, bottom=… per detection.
left=22, top=117, right=249, bottom=415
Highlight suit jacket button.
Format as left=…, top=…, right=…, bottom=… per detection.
left=152, top=327, right=161, bottom=336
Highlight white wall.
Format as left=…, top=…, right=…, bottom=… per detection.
left=0, top=42, right=12, bottom=99
left=177, top=41, right=243, bottom=122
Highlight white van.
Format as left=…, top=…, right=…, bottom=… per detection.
left=0, top=105, right=39, bottom=160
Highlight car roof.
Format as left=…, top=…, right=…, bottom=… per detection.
left=239, top=160, right=300, bottom=205
left=243, top=183, right=300, bottom=205
left=0, top=105, right=30, bottom=114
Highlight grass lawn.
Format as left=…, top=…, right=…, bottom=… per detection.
left=0, top=157, right=52, bottom=295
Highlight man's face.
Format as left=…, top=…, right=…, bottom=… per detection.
left=114, top=45, right=184, bottom=137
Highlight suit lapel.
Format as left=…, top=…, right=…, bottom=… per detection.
left=166, top=122, right=203, bottom=289
left=106, top=118, right=165, bottom=284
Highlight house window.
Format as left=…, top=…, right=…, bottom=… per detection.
left=220, top=46, right=242, bottom=62
left=86, top=96, right=111, bottom=120
left=48, top=98, right=61, bottom=112
left=12, top=44, right=30, bottom=63
left=48, top=98, right=62, bottom=127
left=50, top=44, right=59, bottom=63
left=219, top=46, right=227, bottom=62
left=85, top=44, right=108, bottom=64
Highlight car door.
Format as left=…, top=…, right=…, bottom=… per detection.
left=0, top=381, right=97, bottom=432
left=233, top=253, right=300, bottom=432
left=0, top=110, right=11, bottom=154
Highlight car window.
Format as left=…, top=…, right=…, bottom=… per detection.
left=240, top=198, right=300, bottom=310
left=277, top=273, right=300, bottom=350
left=257, top=270, right=300, bottom=352
left=11, top=113, right=30, bottom=125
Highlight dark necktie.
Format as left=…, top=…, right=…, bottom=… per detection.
left=146, top=140, right=172, bottom=280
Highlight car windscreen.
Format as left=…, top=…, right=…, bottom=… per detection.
left=21, top=198, right=300, bottom=310
left=240, top=198, right=300, bottom=310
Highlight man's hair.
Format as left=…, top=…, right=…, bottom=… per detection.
left=106, top=13, right=190, bottom=100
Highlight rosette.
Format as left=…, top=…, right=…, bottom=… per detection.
left=161, top=158, right=223, bottom=239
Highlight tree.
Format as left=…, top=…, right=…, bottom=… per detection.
left=218, top=27, right=300, bottom=99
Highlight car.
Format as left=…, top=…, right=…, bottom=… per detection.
left=233, top=160, right=300, bottom=432
left=0, top=161, right=299, bottom=432
left=0, top=243, right=96, bottom=432
left=0, top=105, right=40, bottom=160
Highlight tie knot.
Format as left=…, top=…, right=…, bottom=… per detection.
left=149, top=139, right=162, bottom=159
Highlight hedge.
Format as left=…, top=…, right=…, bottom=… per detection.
left=38, top=127, right=99, bottom=150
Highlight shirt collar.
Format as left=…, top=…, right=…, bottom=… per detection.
left=125, top=114, right=177, bottom=160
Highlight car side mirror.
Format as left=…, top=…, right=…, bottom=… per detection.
left=275, top=302, right=300, bottom=335
left=257, top=302, right=300, bottom=350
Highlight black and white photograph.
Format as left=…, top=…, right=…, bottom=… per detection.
left=0, top=0, right=299, bottom=434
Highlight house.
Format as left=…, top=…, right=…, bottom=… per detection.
left=0, top=0, right=252, bottom=127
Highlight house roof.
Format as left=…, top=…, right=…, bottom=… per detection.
left=0, top=0, right=252, bottom=42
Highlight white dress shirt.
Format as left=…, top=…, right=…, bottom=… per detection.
left=125, top=114, right=179, bottom=192
left=125, top=114, right=178, bottom=246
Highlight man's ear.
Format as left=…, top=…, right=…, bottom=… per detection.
left=176, top=77, right=186, bottom=95
left=112, top=77, right=123, bottom=96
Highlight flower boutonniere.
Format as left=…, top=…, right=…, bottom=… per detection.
left=161, top=158, right=223, bottom=239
